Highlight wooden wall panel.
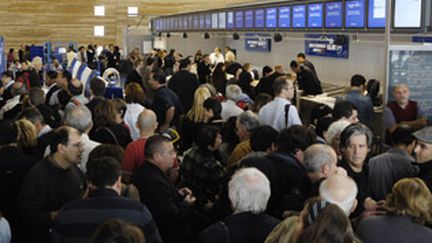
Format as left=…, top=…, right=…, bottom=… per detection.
left=0, top=0, right=255, bottom=50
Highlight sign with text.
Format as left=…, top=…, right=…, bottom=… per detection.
left=304, top=34, right=348, bottom=58
left=245, top=38, right=271, bottom=52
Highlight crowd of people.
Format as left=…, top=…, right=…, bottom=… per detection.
left=0, top=44, right=431, bottom=243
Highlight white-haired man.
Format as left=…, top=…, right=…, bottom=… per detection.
left=319, top=174, right=358, bottom=216
left=199, top=168, right=279, bottom=243
left=221, top=84, right=243, bottom=121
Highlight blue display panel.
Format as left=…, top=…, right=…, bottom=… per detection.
left=205, top=14, right=212, bottom=29
left=169, top=18, right=174, bottom=31
left=345, top=0, right=365, bottom=28
left=278, top=6, right=291, bottom=28
left=182, top=16, right=188, bottom=29
left=308, top=3, right=323, bottom=28
left=255, top=9, right=265, bottom=28
left=292, top=5, right=306, bottom=28
left=266, top=8, right=277, bottom=28
left=245, top=10, right=254, bottom=28
left=211, top=13, right=218, bottom=29
left=199, top=15, right=205, bottom=29
left=188, top=15, right=193, bottom=30
left=368, top=0, right=386, bottom=28
left=235, top=11, right=244, bottom=28
left=218, top=12, right=226, bottom=29
left=325, top=1, right=343, bottom=28
left=193, top=16, right=199, bottom=30
left=175, top=17, right=180, bottom=30
left=227, top=11, right=234, bottom=29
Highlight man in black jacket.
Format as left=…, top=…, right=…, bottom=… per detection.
left=52, top=157, right=162, bottom=243
left=168, top=58, right=199, bottom=112
left=18, top=126, right=86, bottom=243
left=132, top=135, right=196, bottom=243
left=197, top=54, right=212, bottom=84
left=259, top=125, right=316, bottom=218
left=290, top=60, right=323, bottom=96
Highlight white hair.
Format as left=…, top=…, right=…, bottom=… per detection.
left=64, top=105, right=92, bottom=134
left=228, top=167, right=270, bottom=214
left=137, top=109, right=157, bottom=131
left=325, top=119, right=350, bottom=144
left=319, top=174, right=358, bottom=215
left=225, top=84, right=242, bottom=101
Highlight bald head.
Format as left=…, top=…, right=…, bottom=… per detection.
left=136, top=109, right=158, bottom=135
left=68, top=78, right=83, bottom=96
left=319, top=174, right=358, bottom=215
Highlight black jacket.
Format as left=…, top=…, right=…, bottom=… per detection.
left=418, top=161, right=432, bottom=193
left=132, top=162, right=194, bottom=243
left=18, top=157, right=86, bottom=243
left=297, top=65, right=323, bottom=96
left=168, top=70, right=199, bottom=112
left=198, top=212, right=279, bottom=243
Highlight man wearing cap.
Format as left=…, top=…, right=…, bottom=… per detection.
left=167, top=57, right=199, bottom=112
left=413, top=126, right=432, bottom=191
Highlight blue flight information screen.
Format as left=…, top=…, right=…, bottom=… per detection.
left=255, top=9, right=265, bottom=28
left=205, top=14, right=212, bottom=29
left=308, top=3, right=323, bottom=28
left=199, top=15, right=205, bottom=29
left=266, top=8, right=277, bottom=28
left=345, top=0, right=365, bottom=28
left=227, top=12, right=234, bottom=29
left=278, top=6, right=290, bottom=28
left=368, top=0, right=386, bottom=28
left=245, top=10, right=254, bottom=28
left=235, top=11, right=244, bottom=29
left=325, top=1, right=343, bottom=28
left=292, top=5, right=306, bottom=28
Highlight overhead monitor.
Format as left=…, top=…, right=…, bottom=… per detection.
left=235, top=11, right=244, bottom=29
left=255, top=9, right=265, bottom=28
left=325, top=1, right=343, bottom=28
left=219, top=12, right=226, bottom=29
left=394, top=0, right=422, bottom=28
left=205, top=14, right=212, bottom=29
left=292, top=5, right=306, bottom=28
left=227, top=11, right=235, bottom=29
left=183, top=16, right=189, bottom=30
left=199, top=15, right=205, bottom=29
left=245, top=10, right=254, bottom=28
left=345, top=0, right=365, bottom=28
left=188, top=15, right=193, bottom=30
left=211, top=13, right=218, bottom=29
left=266, top=7, right=277, bottom=28
left=308, top=3, right=323, bottom=28
left=278, top=6, right=291, bottom=28
left=368, top=0, right=386, bottom=28
left=193, top=15, right=199, bottom=30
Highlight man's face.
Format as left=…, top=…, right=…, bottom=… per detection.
left=284, top=80, right=295, bottom=100
left=1, top=75, right=10, bottom=84
left=347, top=110, right=359, bottom=124
left=235, top=119, right=247, bottom=141
left=148, top=74, right=159, bottom=90
left=324, top=149, right=338, bottom=177
left=62, top=132, right=83, bottom=165
left=394, top=85, right=410, bottom=106
left=297, top=56, right=305, bottom=64
left=342, top=134, right=368, bottom=170
left=158, top=142, right=176, bottom=171
left=414, top=140, right=432, bottom=163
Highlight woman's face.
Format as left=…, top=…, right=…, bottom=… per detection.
left=208, top=133, right=222, bottom=151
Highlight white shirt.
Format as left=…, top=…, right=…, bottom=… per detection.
left=221, top=100, right=243, bottom=121
left=124, top=103, right=145, bottom=140
left=209, top=52, right=225, bottom=66
left=0, top=217, right=11, bottom=243
left=259, top=97, right=302, bottom=131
